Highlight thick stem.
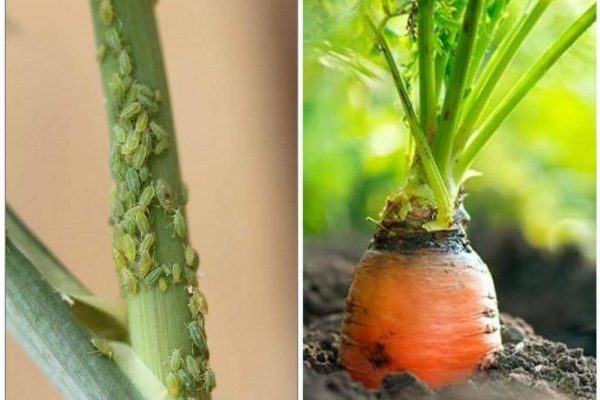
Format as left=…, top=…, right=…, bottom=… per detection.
left=431, top=0, right=485, bottom=180
left=455, top=3, right=596, bottom=180
left=418, top=0, right=437, bottom=140
left=89, top=1, right=212, bottom=397
left=366, top=15, right=453, bottom=227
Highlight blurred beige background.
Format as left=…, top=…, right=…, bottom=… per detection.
left=7, top=0, right=297, bottom=399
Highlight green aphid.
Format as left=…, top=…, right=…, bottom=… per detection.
left=105, top=28, right=121, bottom=51
left=126, top=168, right=141, bottom=195
left=112, top=199, right=125, bottom=220
left=91, top=338, right=114, bottom=360
left=100, top=0, right=114, bottom=25
left=96, top=44, right=107, bottom=62
left=149, top=121, right=166, bottom=140
left=139, top=233, right=156, bottom=254
left=135, top=111, right=149, bottom=133
left=153, top=138, right=169, bottom=155
left=156, top=179, right=176, bottom=211
left=173, top=210, right=186, bottom=239
left=137, top=251, right=154, bottom=278
left=186, top=355, right=201, bottom=381
left=120, top=217, right=137, bottom=235
left=125, top=84, right=141, bottom=107
left=113, top=124, right=127, bottom=143
left=172, top=263, right=182, bottom=283
left=132, top=145, right=147, bottom=170
left=188, top=287, right=208, bottom=317
left=166, top=372, right=180, bottom=398
left=118, top=49, right=133, bottom=76
left=184, top=245, right=198, bottom=268
left=119, top=102, right=142, bottom=121
left=117, top=182, right=129, bottom=201
left=120, top=267, right=138, bottom=296
left=159, top=277, right=168, bottom=293
left=124, top=190, right=137, bottom=209
left=112, top=247, right=128, bottom=269
left=139, top=165, right=150, bottom=182
left=137, top=94, right=159, bottom=114
left=144, top=267, right=162, bottom=287
left=135, top=212, right=150, bottom=235
left=139, top=185, right=155, bottom=207
left=187, top=321, right=206, bottom=349
left=122, top=233, right=137, bottom=262
left=140, top=132, right=153, bottom=154
left=177, top=370, right=195, bottom=391
left=161, top=264, right=172, bottom=276
left=168, top=348, right=184, bottom=371
left=154, top=89, right=162, bottom=103
left=138, top=84, right=153, bottom=97
left=202, top=366, right=216, bottom=393
left=111, top=73, right=126, bottom=104
left=122, top=76, right=133, bottom=90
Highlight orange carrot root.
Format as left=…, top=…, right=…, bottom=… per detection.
left=340, top=248, right=502, bottom=389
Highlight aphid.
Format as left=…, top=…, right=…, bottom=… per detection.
left=177, top=370, right=195, bottom=391
left=124, top=84, right=141, bottom=107
left=154, top=89, right=162, bottom=103
left=137, top=251, right=154, bottom=278
left=139, top=185, right=155, bottom=207
left=188, top=287, right=208, bottom=317
left=184, top=267, right=197, bottom=285
left=120, top=267, right=138, bottom=295
left=113, top=124, right=127, bottom=143
left=138, top=84, right=153, bottom=97
left=119, top=102, right=142, bottom=121
left=124, top=204, right=145, bottom=219
left=139, top=165, right=150, bottom=182
left=105, top=28, right=121, bottom=52
left=132, top=145, right=147, bottom=170
left=140, top=131, right=153, bottom=154
left=139, top=233, right=155, bottom=254
left=149, top=121, right=167, bottom=140
left=137, top=94, right=159, bottom=114
left=135, top=111, right=149, bottom=133
left=91, top=338, right=114, bottom=360
left=112, top=247, right=128, bottom=269
left=153, top=138, right=169, bottom=155
left=124, top=190, right=137, bottom=209
left=122, top=76, right=133, bottom=90
left=144, top=267, right=162, bottom=287
left=166, top=372, right=180, bottom=397
left=112, top=199, right=125, bottom=220
left=156, top=179, right=176, bottom=211
left=184, top=245, right=198, bottom=268
left=161, top=264, right=172, bottom=276
left=186, top=355, right=201, bottom=381
left=122, top=233, right=136, bottom=262
left=159, top=277, right=168, bottom=293
left=100, top=0, right=114, bottom=25
left=96, top=44, right=107, bottom=62
left=172, top=210, right=186, bottom=239
left=135, top=212, right=150, bottom=235
left=118, top=50, right=133, bottom=76
left=168, top=349, right=184, bottom=371
left=120, top=217, right=136, bottom=235
left=172, top=263, right=182, bottom=283
left=187, top=321, right=206, bottom=349
left=201, top=366, right=216, bottom=393
left=126, top=168, right=141, bottom=195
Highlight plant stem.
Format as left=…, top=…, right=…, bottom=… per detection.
left=455, top=3, right=596, bottom=180
left=454, top=0, right=551, bottom=152
left=366, top=15, right=453, bottom=226
left=7, top=238, right=145, bottom=400
left=89, top=1, right=211, bottom=396
left=418, top=0, right=437, bottom=140
left=432, top=0, right=485, bottom=181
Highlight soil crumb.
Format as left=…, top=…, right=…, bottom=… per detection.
left=304, top=242, right=596, bottom=400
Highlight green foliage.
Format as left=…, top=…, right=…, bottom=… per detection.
left=304, top=0, right=595, bottom=257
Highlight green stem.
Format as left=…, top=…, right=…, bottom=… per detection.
left=89, top=1, right=212, bottom=397
left=418, top=0, right=437, bottom=140
left=454, top=0, right=551, bottom=151
left=432, top=0, right=485, bottom=180
left=7, top=238, right=145, bottom=400
left=455, top=3, right=596, bottom=180
left=366, top=15, right=453, bottom=226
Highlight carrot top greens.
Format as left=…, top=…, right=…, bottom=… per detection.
left=310, top=0, right=596, bottom=233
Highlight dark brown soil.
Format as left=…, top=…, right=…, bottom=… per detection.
left=303, top=240, right=596, bottom=400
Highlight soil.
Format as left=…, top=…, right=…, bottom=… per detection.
left=303, top=239, right=596, bottom=400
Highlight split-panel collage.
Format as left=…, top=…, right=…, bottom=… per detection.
left=5, top=0, right=597, bottom=399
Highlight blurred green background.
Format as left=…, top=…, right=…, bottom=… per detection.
left=303, top=0, right=596, bottom=261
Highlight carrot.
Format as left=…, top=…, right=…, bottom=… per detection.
left=340, top=241, right=502, bottom=389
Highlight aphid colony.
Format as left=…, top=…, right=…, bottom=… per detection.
left=96, top=1, right=212, bottom=397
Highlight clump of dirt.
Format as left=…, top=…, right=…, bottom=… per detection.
left=304, top=242, right=596, bottom=400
